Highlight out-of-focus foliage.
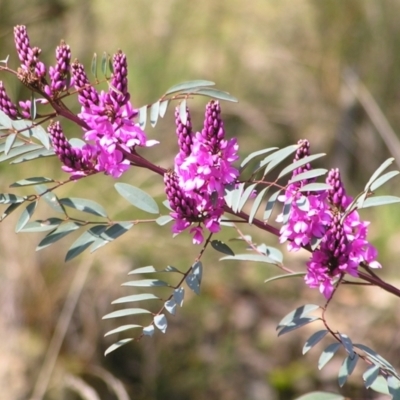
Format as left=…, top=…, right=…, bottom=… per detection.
left=2, top=1, right=400, bottom=399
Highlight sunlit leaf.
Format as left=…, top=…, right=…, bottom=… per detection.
left=10, top=177, right=54, bottom=187
left=159, top=99, right=169, bottom=118
left=387, top=375, right=400, bottom=398
left=138, top=105, right=147, bottom=128
left=15, top=201, right=38, bottom=232
left=264, top=272, right=306, bottom=285
left=36, top=222, right=81, bottom=251
left=102, top=308, right=152, bottom=319
left=249, top=186, right=268, bottom=224
left=174, top=287, right=184, bottom=306
left=128, top=265, right=157, bottom=274
left=4, top=133, right=17, bottom=155
left=104, top=338, right=133, bottom=356
left=104, top=324, right=142, bottom=337
left=277, top=304, right=320, bottom=329
left=0, top=193, right=25, bottom=204
left=59, top=197, right=108, bottom=217
left=20, top=218, right=63, bottom=233
left=278, top=154, right=326, bottom=179
left=164, top=80, right=215, bottom=95
left=154, top=314, right=167, bottom=333
left=370, top=375, right=389, bottom=395
left=277, top=317, right=319, bottom=336
left=240, top=147, right=278, bottom=169
left=1, top=202, right=22, bottom=220
left=10, top=147, right=55, bottom=164
left=369, top=170, right=400, bottom=192
left=238, top=183, right=257, bottom=212
left=302, top=330, right=329, bottom=355
left=211, top=240, right=235, bottom=256
left=231, top=182, right=245, bottom=212
left=164, top=298, right=177, bottom=315
left=294, top=392, right=345, bottom=400
left=143, top=324, right=155, bottom=337
left=156, top=215, right=173, bottom=226
left=363, top=365, right=380, bottom=389
left=182, top=87, right=238, bottom=102
left=91, top=52, right=98, bottom=78
left=32, top=125, right=50, bottom=149
left=263, top=190, right=281, bottom=221
left=364, top=157, right=395, bottom=191
left=318, top=343, right=341, bottom=370
left=358, top=195, right=400, bottom=209
left=115, top=183, right=159, bottom=214
left=338, top=333, right=354, bottom=357
left=299, top=183, right=331, bottom=192
left=30, top=93, right=36, bottom=120
left=179, top=99, right=187, bottom=124
left=0, top=143, right=42, bottom=162
left=122, top=279, right=170, bottom=287
left=221, top=253, right=280, bottom=265
left=261, top=144, right=298, bottom=176
left=111, top=293, right=160, bottom=304
left=35, top=185, right=65, bottom=213
left=150, top=101, right=160, bottom=127
left=0, top=109, right=12, bottom=129
left=288, top=169, right=328, bottom=185
left=338, top=354, right=359, bottom=387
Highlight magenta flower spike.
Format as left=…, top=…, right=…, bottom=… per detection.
left=108, top=50, right=129, bottom=106
left=175, top=105, right=193, bottom=165
left=49, top=41, right=71, bottom=94
left=0, top=82, right=19, bottom=119
left=71, top=61, right=100, bottom=109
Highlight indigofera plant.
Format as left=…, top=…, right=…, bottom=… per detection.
left=1, top=25, right=400, bottom=399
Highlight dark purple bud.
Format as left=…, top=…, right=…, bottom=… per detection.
left=0, top=82, right=19, bottom=119
left=175, top=105, right=193, bottom=158
left=50, top=41, right=71, bottom=94
left=71, top=61, right=99, bottom=108
left=109, top=50, right=129, bottom=106
left=327, top=168, right=348, bottom=210
left=201, top=100, right=225, bottom=150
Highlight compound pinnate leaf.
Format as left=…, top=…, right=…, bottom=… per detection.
left=338, top=354, right=359, bottom=387
left=164, top=80, right=215, bottom=95
left=294, top=392, right=345, bottom=400
left=164, top=298, right=177, bottom=315
left=303, top=330, right=329, bottom=355
left=363, top=365, right=380, bottom=389
left=15, top=201, right=38, bottom=233
left=36, top=222, right=81, bottom=251
left=115, top=183, right=159, bottom=214
left=143, top=324, right=155, bottom=337
left=154, top=314, right=167, bottom=333
left=122, top=279, right=170, bottom=288
left=104, top=338, right=133, bottom=356
left=102, top=308, right=151, bottom=319
left=10, top=177, right=54, bottom=187
left=211, top=240, right=235, bottom=256
left=277, top=304, right=320, bottom=329
left=318, top=343, right=341, bottom=370
left=173, top=287, right=184, bottom=306
left=112, top=293, right=160, bottom=304
left=59, top=197, right=108, bottom=217
left=104, top=324, right=142, bottom=337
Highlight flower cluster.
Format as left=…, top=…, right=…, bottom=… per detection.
left=165, top=101, right=239, bottom=244
left=278, top=141, right=381, bottom=297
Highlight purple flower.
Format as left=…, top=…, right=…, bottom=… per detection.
left=0, top=82, right=18, bottom=119
left=175, top=106, right=193, bottom=165
left=71, top=61, right=100, bottom=108
left=108, top=50, right=129, bottom=106
left=48, top=41, right=71, bottom=95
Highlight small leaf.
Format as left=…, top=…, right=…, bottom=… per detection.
left=221, top=253, right=280, bottom=265
left=338, top=333, right=354, bottom=357
left=264, top=272, right=306, bottom=285
left=211, top=240, right=235, bottom=256
left=249, top=186, right=269, bottom=224
left=159, top=99, right=169, bottom=118
left=111, top=293, right=160, bottom=304
left=240, top=147, right=278, bottom=169
left=364, top=157, right=395, bottom=191
left=294, top=392, right=345, bottom=400
left=318, top=343, right=341, bottom=370
left=30, top=93, right=36, bottom=120
left=173, top=287, right=184, bottom=306
left=231, top=182, right=245, bottom=212
left=10, top=148, right=55, bottom=164
left=179, top=99, right=187, bottom=124
left=154, top=314, right=167, bottom=333
left=102, top=308, right=151, bottom=319
left=128, top=265, right=157, bottom=274
left=20, top=218, right=63, bottom=233
left=10, top=177, right=54, bottom=187
left=4, top=133, right=17, bottom=155
left=104, top=324, right=142, bottom=337
left=370, top=375, right=390, bottom=395
left=277, top=304, right=320, bottom=329
left=261, top=144, right=298, bottom=176
left=15, top=201, right=38, bottom=232
left=156, top=215, right=173, bottom=226
left=36, top=222, right=81, bottom=251
left=115, top=183, right=159, bottom=214
left=32, top=125, right=50, bottom=149
left=164, top=80, right=215, bottom=95
left=150, top=101, right=160, bottom=127
left=122, top=279, right=170, bottom=287
left=104, top=338, right=132, bottom=356
left=277, top=317, right=319, bottom=336
left=0, top=109, right=12, bottom=129
left=186, top=271, right=200, bottom=295
left=288, top=169, right=328, bottom=185
left=387, top=375, right=400, bottom=398
left=59, top=197, right=108, bottom=217
left=358, top=195, right=400, bottom=209
left=164, top=299, right=177, bottom=315
left=192, top=261, right=202, bottom=284
left=264, top=190, right=282, bottom=221
left=0, top=193, right=25, bottom=204
left=91, top=53, right=98, bottom=78
left=363, top=365, right=380, bottom=389
left=279, top=154, right=326, bottom=179
left=1, top=202, right=22, bottom=220
left=184, top=87, right=238, bottom=102
left=143, top=324, right=155, bottom=337
left=0, top=143, right=42, bottom=162
left=338, top=354, right=359, bottom=387
left=303, top=330, right=329, bottom=355
left=35, top=185, right=65, bottom=213
left=238, top=183, right=257, bottom=212
left=370, top=170, right=399, bottom=191
left=299, top=183, right=331, bottom=192
left=138, top=105, right=147, bottom=129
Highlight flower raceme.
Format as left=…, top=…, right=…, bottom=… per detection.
left=165, top=101, right=239, bottom=244
left=278, top=141, right=381, bottom=297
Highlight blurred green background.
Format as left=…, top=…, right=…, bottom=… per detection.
left=1, top=0, right=400, bottom=399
